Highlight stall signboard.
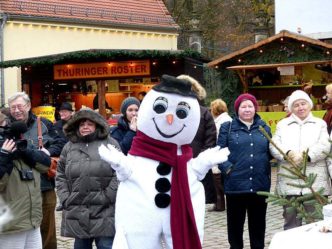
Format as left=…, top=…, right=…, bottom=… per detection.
left=54, top=60, right=150, bottom=80
left=32, top=106, right=56, bottom=122
left=258, top=110, right=326, bottom=134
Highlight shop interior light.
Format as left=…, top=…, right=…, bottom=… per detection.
left=280, top=37, right=284, bottom=41
left=172, top=61, right=176, bottom=64
left=259, top=49, right=263, bottom=53
left=327, top=51, right=330, bottom=55
left=301, top=44, right=305, bottom=48
left=215, top=65, right=219, bottom=69
left=238, top=58, right=242, bottom=63
left=194, top=65, right=197, bottom=69
left=58, top=83, right=67, bottom=86
left=152, top=61, right=157, bottom=66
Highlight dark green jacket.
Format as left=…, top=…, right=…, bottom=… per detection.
left=0, top=148, right=50, bottom=234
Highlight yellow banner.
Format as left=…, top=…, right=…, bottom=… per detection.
left=54, top=60, right=150, bottom=80
left=258, top=110, right=326, bottom=134
left=32, top=106, right=56, bottom=123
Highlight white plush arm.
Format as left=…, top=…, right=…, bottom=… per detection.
left=98, top=144, right=132, bottom=181
left=190, top=146, right=230, bottom=180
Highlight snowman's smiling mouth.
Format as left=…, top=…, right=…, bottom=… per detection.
left=152, top=118, right=186, bottom=138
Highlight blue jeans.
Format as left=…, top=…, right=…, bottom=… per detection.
left=74, top=237, right=114, bottom=249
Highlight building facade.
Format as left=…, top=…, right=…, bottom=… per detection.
left=0, top=0, right=179, bottom=105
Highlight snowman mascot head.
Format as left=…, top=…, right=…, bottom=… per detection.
left=137, top=74, right=200, bottom=146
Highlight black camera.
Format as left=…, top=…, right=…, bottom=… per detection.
left=0, top=121, right=28, bottom=151
left=19, top=169, right=34, bottom=181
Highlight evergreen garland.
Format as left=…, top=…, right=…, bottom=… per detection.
left=226, top=39, right=332, bottom=66
left=0, top=49, right=203, bottom=68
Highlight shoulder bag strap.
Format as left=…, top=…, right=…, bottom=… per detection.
left=37, top=116, right=43, bottom=149
left=226, top=120, right=232, bottom=146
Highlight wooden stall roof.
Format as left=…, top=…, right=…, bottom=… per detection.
left=208, top=30, right=332, bottom=67
left=227, top=60, right=332, bottom=70
left=0, top=0, right=179, bottom=32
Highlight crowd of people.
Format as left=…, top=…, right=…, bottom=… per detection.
left=1, top=79, right=332, bottom=249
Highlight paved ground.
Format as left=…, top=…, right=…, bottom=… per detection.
left=56, top=167, right=283, bottom=249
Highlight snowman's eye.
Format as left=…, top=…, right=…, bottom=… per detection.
left=153, top=97, right=168, bottom=114
left=176, top=102, right=190, bottom=119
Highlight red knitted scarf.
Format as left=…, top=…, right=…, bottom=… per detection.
left=129, top=131, right=202, bottom=249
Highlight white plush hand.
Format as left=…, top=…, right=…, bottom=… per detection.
left=98, top=144, right=132, bottom=181
left=197, top=146, right=230, bottom=166
left=191, top=146, right=230, bottom=181
left=99, top=144, right=124, bottom=166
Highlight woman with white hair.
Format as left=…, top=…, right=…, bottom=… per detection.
left=270, top=90, right=331, bottom=230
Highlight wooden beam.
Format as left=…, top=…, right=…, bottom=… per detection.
left=236, top=69, right=248, bottom=92
left=97, top=80, right=106, bottom=118
left=227, top=60, right=332, bottom=70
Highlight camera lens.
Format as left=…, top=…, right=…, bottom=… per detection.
left=16, top=139, right=28, bottom=151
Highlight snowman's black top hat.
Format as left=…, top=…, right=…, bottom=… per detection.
left=153, top=74, right=197, bottom=98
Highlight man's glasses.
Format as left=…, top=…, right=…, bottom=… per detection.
left=9, top=103, right=28, bottom=111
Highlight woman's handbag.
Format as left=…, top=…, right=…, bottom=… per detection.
left=37, top=116, right=59, bottom=178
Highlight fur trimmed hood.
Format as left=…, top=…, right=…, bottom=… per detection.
left=177, top=74, right=206, bottom=101
left=64, top=108, right=109, bottom=143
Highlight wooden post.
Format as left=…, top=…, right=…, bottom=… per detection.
left=236, top=69, right=248, bottom=93
left=97, top=80, right=106, bottom=118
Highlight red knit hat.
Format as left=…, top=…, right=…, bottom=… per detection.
left=234, top=93, right=258, bottom=113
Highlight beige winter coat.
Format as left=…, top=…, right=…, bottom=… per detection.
left=270, top=113, right=332, bottom=196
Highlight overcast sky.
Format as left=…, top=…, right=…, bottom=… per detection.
left=275, top=0, right=332, bottom=34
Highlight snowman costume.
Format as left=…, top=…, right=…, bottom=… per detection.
left=99, top=75, right=229, bottom=249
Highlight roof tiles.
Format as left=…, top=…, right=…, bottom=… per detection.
left=0, top=0, right=179, bottom=31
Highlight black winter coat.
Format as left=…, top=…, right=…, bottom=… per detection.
left=191, top=106, right=217, bottom=204
left=56, top=108, right=119, bottom=239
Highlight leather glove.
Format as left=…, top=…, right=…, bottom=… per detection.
left=287, top=151, right=303, bottom=165
left=98, top=144, right=132, bottom=181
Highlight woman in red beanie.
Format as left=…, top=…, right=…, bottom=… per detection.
left=217, top=93, right=272, bottom=249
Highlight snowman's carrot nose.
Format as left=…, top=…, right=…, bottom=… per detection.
left=166, top=114, right=173, bottom=125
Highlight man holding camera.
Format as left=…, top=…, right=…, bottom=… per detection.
left=7, top=92, right=65, bottom=249
left=0, top=112, right=51, bottom=248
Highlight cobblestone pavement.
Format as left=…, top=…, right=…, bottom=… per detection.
left=56, top=167, right=283, bottom=249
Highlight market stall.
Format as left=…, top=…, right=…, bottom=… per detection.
left=1, top=49, right=205, bottom=118
left=207, top=30, right=332, bottom=120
